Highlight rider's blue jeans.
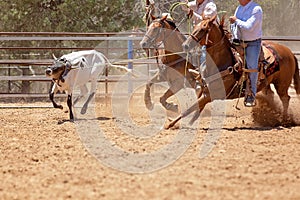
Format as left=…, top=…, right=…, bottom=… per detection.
left=245, top=38, right=262, bottom=96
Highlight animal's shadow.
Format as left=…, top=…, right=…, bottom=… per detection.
left=57, top=116, right=112, bottom=125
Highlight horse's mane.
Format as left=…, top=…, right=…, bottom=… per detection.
left=165, top=19, right=176, bottom=29
left=162, top=18, right=187, bottom=41
left=154, top=15, right=177, bottom=30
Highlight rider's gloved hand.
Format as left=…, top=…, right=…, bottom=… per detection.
left=187, top=8, right=193, bottom=19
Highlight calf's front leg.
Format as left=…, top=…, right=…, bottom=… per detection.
left=49, top=83, right=63, bottom=109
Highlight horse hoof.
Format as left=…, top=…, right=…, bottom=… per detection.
left=281, top=115, right=296, bottom=127
left=145, top=103, right=154, bottom=110
left=166, top=104, right=178, bottom=113
left=164, top=122, right=172, bottom=129
left=171, top=105, right=179, bottom=112
left=164, top=121, right=180, bottom=130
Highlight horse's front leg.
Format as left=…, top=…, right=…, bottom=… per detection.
left=144, top=71, right=166, bottom=110
left=165, top=95, right=211, bottom=129
left=159, top=72, right=185, bottom=112
left=144, top=82, right=154, bottom=110
left=159, top=86, right=180, bottom=112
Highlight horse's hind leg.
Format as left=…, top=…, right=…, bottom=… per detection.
left=146, top=82, right=180, bottom=112
left=280, top=93, right=290, bottom=121
left=275, top=85, right=291, bottom=121
left=261, top=84, right=275, bottom=105
left=145, top=82, right=154, bottom=110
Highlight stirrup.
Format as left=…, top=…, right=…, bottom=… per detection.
left=244, top=95, right=256, bottom=107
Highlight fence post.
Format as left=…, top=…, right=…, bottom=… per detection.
left=105, top=33, right=109, bottom=99
left=127, top=38, right=133, bottom=94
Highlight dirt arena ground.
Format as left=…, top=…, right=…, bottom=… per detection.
left=1, top=88, right=300, bottom=200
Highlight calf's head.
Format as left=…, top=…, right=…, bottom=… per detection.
left=46, top=56, right=70, bottom=80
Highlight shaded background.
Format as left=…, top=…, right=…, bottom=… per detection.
left=0, top=0, right=299, bottom=35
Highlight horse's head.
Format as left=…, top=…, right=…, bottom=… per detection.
left=140, top=14, right=176, bottom=50
left=182, top=16, right=222, bottom=52
left=45, top=55, right=70, bottom=80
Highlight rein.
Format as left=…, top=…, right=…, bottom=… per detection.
left=143, top=26, right=164, bottom=49
left=205, top=34, right=226, bottom=51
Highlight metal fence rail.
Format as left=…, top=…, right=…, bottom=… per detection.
left=0, top=32, right=300, bottom=100
left=0, top=32, right=152, bottom=99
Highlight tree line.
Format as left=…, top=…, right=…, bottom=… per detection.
left=0, top=0, right=299, bottom=35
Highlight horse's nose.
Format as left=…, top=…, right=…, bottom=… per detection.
left=182, top=43, right=190, bottom=52
left=140, top=41, right=147, bottom=49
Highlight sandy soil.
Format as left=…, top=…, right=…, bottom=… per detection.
left=0, top=88, right=300, bottom=200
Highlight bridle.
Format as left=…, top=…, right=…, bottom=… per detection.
left=190, top=20, right=225, bottom=49
left=191, top=29, right=211, bottom=48
left=190, top=23, right=212, bottom=46
left=143, top=19, right=179, bottom=49
left=143, top=20, right=166, bottom=48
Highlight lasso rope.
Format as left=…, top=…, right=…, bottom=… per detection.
left=68, top=51, right=186, bottom=69
left=234, top=25, right=247, bottom=110
left=169, top=2, right=189, bottom=16
left=169, top=2, right=192, bottom=85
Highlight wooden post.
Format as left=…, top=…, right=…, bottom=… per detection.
left=128, top=38, right=133, bottom=94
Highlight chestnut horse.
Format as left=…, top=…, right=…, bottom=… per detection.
left=166, top=16, right=300, bottom=129
left=140, top=15, right=197, bottom=112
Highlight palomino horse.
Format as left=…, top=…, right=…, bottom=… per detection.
left=166, top=16, right=300, bottom=129
left=140, top=15, right=197, bottom=112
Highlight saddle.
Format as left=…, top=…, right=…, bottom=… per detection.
left=259, top=42, right=280, bottom=78
left=228, top=40, right=280, bottom=98
left=233, top=40, right=279, bottom=80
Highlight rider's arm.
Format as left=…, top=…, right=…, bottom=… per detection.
left=235, top=6, right=262, bottom=32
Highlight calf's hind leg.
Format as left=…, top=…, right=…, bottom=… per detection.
left=81, top=81, right=97, bottom=115
left=73, top=85, right=88, bottom=105
left=81, top=92, right=95, bottom=114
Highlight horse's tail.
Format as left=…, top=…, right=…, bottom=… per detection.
left=293, top=55, right=300, bottom=94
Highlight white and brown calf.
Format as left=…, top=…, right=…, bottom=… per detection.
left=46, top=50, right=129, bottom=121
